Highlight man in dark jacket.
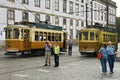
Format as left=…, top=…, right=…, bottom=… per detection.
left=68, top=40, right=73, bottom=56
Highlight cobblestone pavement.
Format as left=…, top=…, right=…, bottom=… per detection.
left=0, top=45, right=120, bottom=80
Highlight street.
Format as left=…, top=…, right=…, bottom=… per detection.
left=0, top=45, right=120, bottom=80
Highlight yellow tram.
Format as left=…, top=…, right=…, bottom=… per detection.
left=4, top=21, right=67, bottom=55
left=79, top=25, right=118, bottom=56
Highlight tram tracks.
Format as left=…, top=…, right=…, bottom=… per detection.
left=0, top=55, right=93, bottom=75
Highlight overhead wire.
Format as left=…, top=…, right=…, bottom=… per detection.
left=16, top=0, right=41, bottom=23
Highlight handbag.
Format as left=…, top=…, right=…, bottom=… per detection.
left=97, top=53, right=102, bottom=59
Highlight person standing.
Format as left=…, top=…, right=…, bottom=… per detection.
left=107, top=41, right=115, bottom=74
left=99, top=44, right=107, bottom=74
left=44, top=40, right=52, bottom=66
left=68, top=40, right=73, bottom=55
left=54, top=42, right=60, bottom=67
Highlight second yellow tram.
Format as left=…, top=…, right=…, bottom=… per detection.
left=79, top=27, right=118, bottom=56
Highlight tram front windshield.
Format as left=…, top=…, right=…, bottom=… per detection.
left=5, top=28, right=20, bottom=39
left=80, top=31, right=95, bottom=40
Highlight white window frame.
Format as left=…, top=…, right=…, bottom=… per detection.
left=35, top=0, right=40, bottom=7
left=55, top=17, right=59, bottom=25
left=7, top=10, right=14, bottom=20
left=55, top=0, right=59, bottom=11
left=22, top=12, right=29, bottom=21
left=45, top=0, right=50, bottom=9
left=75, top=4, right=79, bottom=16
left=35, top=14, right=40, bottom=23
left=63, top=0, right=67, bottom=13
left=69, top=1, right=73, bottom=14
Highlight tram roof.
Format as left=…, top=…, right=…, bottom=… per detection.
left=6, top=25, right=30, bottom=28
left=15, top=21, right=62, bottom=31
left=81, top=28, right=101, bottom=31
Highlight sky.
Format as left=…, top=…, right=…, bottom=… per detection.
left=113, top=0, right=120, bottom=17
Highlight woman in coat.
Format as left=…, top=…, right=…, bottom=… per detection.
left=99, top=44, right=107, bottom=74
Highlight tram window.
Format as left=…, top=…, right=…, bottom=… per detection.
left=63, top=32, right=67, bottom=41
left=83, top=32, right=88, bottom=40
left=114, top=36, right=116, bottom=42
left=44, top=32, right=47, bottom=41
left=106, top=34, right=108, bottom=42
left=7, top=28, right=12, bottom=39
left=79, top=32, right=82, bottom=40
left=58, top=33, right=61, bottom=41
left=13, top=28, right=19, bottom=39
left=23, top=30, right=29, bottom=39
left=21, top=29, right=23, bottom=39
left=112, top=36, right=114, bottom=42
left=104, top=34, right=106, bottom=42
left=106, top=34, right=109, bottom=42
left=113, top=35, right=115, bottom=42
left=113, top=35, right=114, bottom=42
left=24, top=30, right=27, bottom=38
left=35, top=31, right=39, bottom=41
left=103, top=34, right=105, bottom=42
left=108, top=35, right=110, bottom=41
left=48, top=32, right=51, bottom=41
left=39, top=32, right=43, bottom=41
left=52, top=33, right=54, bottom=41
left=112, top=35, right=114, bottom=42
left=95, top=32, right=99, bottom=40
left=55, top=33, right=58, bottom=41
left=90, top=32, right=94, bottom=40
left=110, top=35, right=112, bottom=41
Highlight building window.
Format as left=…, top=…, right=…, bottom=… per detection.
left=69, top=1, right=73, bottom=14
left=81, top=6, right=84, bottom=17
left=55, top=17, right=59, bottom=25
left=81, top=0, right=84, bottom=3
left=76, top=20, right=79, bottom=27
left=94, top=2, right=97, bottom=8
left=22, top=12, right=29, bottom=21
left=7, top=10, right=14, bottom=20
left=63, top=0, right=67, bottom=13
left=101, top=14, right=103, bottom=21
left=81, top=21, right=84, bottom=27
left=75, top=4, right=79, bottom=16
left=98, top=4, right=100, bottom=20
left=22, top=0, right=29, bottom=4
left=94, top=12, right=97, bottom=19
left=55, top=0, right=59, bottom=11
left=63, top=18, right=66, bottom=25
left=35, top=14, right=40, bottom=23
left=70, top=19, right=73, bottom=26
left=46, top=15, right=50, bottom=23
left=34, top=0, right=40, bottom=7
left=7, top=0, right=15, bottom=2
left=45, top=0, right=50, bottom=9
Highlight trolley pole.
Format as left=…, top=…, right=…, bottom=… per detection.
left=86, top=3, right=88, bottom=28
left=91, top=0, right=93, bottom=27
left=106, top=0, right=109, bottom=27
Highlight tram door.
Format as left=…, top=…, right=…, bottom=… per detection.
left=23, top=29, right=30, bottom=51
left=63, top=32, right=67, bottom=49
